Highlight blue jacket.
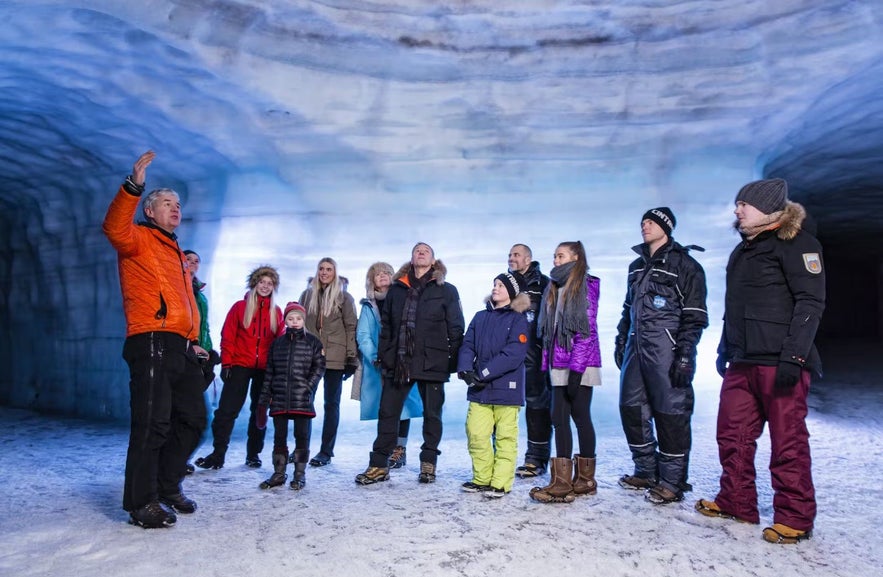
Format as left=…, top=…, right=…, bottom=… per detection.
left=356, top=298, right=423, bottom=421
left=457, top=293, right=530, bottom=406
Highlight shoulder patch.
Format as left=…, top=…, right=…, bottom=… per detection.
left=518, top=333, right=527, bottom=344
left=802, top=253, right=822, bottom=274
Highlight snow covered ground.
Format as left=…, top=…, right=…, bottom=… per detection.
left=0, top=343, right=880, bottom=577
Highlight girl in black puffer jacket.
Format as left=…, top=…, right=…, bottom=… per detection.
left=256, top=303, right=326, bottom=490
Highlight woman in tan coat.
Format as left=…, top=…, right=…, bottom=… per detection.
left=299, top=257, right=358, bottom=466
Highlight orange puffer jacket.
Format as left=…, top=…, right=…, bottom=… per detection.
left=103, top=185, right=200, bottom=340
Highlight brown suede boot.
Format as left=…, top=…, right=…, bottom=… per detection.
left=529, top=457, right=575, bottom=503
left=572, top=454, right=597, bottom=496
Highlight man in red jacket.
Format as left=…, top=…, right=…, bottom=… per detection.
left=103, top=150, right=207, bottom=529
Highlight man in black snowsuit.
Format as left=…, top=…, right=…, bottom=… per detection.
left=615, top=207, right=708, bottom=504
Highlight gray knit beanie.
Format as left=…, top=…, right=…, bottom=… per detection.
left=735, top=178, right=788, bottom=215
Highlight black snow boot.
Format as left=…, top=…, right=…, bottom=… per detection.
left=290, top=449, right=309, bottom=490
left=194, top=451, right=225, bottom=470
left=259, top=449, right=289, bottom=489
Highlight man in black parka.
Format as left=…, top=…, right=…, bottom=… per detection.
left=356, top=242, right=465, bottom=485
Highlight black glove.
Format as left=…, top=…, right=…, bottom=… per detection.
left=221, top=366, right=232, bottom=383
left=343, top=362, right=357, bottom=380
left=715, top=354, right=728, bottom=378
left=458, top=370, right=485, bottom=391
left=775, top=361, right=803, bottom=389
left=567, top=370, right=584, bottom=398
left=614, top=334, right=626, bottom=370
left=670, top=349, right=696, bottom=388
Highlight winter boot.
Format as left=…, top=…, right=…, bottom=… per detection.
left=388, top=446, right=407, bottom=469
left=418, top=461, right=436, bottom=484
left=159, top=491, right=197, bottom=513
left=529, top=457, right=576, bottom=503
left=128, top=501, right=176, bottom=529
left=290, top=449, right=309, bottom=490
left=515, top=461, right=546, bottom=478
left=259, top=449, right=289, bottom=489
left=572, top=454, right=597, bottom=496
left=355, top=466, right=390, bottom=485
left=618, top=474, right=656, bottom=490
left=762, top=523, right=812, bottom=544
left=194, top=451, right=225, bottom=470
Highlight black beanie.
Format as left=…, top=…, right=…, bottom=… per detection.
left=495, top=271, right=526, bottom=301
left=735, top=178, right=788, bottom=215
left=642, top=207, right=676, bottom=237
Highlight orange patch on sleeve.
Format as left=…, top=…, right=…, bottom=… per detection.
left=518, top=334, right=527, bottom=344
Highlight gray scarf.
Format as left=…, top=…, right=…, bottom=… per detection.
left=538, top=261, right=590, bottom=351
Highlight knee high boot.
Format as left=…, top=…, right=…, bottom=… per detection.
left=529, top=457, right=576, bottom=503
left=260, top=447, right=289, bottom=489
left=290, top=449, right=309, bottom=490
left=572, top=454, right=597, bottom=496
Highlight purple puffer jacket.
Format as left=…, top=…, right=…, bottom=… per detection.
left=541, top=275, right=601, bottom=372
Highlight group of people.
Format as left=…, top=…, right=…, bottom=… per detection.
left=104, top=151, right=825, bottom=546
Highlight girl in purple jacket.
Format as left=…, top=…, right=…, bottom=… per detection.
left=530, top=241, right=601, bottom=504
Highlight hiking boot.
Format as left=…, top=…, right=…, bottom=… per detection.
left=194, top=452, right=224, bottom=470
left=184, top=463, right=195, bottom=476
left=309, top=453, right=331, bottom=467
left=644, top=485, right=683, bottom=505
left=694, top=498, right=753, bottom=523
left=260, top=472, right=287, bottom=489
left=245, top=455, right=262, bottom=468
left=762, top=523, right=812, bottom=544
left=128, top=501, right=176, bottom=528
left=618, top=474, right=656, bottom=490
left=418, top=462, right=436, bottom=484
left=355, top=466, right=390, bottom=485
left=515, top=462, right=546, bottom=478
left=461, top=481, right=491, bottom=493
left=484, top=487, right=508, bottom=499
left=159, top=492, right=197, bottom=514
left=388, top=446, right=407, bottom=469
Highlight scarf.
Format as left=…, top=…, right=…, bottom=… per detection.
left=739, top=210, right=784, bottom=239
left=371, top=289, right=388, bottom=316
left=394, top=267, right=432, bottom=384
left=538, top=260, right=590, bottom=352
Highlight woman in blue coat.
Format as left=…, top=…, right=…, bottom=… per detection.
left=355, top=262, right=423, bottom=469
left=457, top=271, right=529, bottom=498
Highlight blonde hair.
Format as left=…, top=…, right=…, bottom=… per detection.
left=243, top=268, right=279, bottom=333
left=306, top=257, right=343, bottom=319
left=364, top=262, right=395, bottom=302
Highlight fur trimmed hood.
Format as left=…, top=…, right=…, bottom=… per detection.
left=247, top=265, right=280, bottom=289
left=394, top=259, right=448, bottom=286
left=734, top=200, right=806, bottom=241
left=483, top=292, right=531, bottom=313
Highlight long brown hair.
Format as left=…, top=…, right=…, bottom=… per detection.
left=544, top=240, right=588, bottom=313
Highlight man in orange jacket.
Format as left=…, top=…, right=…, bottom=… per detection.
left=103, top=150, right=207, bottom=529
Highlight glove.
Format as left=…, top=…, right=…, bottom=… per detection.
left=567, top=370, right=584, bottom=398
left=715, top=354, right=728, bottom=378
left=669, top=350, right=696, bottom=388
left=256, top=405, right=268, bottom=430
left=458, top=370, right=478, bottom=386
left=614, top=334, right=626, bottom=370
left=774, top=361, right=803, bottom=389
left=221, top=366, right=232, bottom=383
left=343, top=362, right=357, bottom=380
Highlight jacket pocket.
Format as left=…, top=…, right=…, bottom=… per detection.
left=743, top=306, right=790, bottom=356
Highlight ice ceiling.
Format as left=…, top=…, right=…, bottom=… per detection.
left=1, top=1, right=881, bottom=419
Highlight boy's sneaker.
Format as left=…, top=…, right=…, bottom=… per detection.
left=484, top=487, right=508, bottom=499
left=355, top=466, right=390, bottom=485
left=388, top=446, right=407, bottom=469
left=461, top=481, right=491, bottom=493
left=762, top=523, right=812, bottom=544
left=618, top=474, right=656, bottom=490
left=128, top=501, right=176, bottom=529
left=159, top=492, right=197, bottom=514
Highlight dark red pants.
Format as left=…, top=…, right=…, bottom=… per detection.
left=715, top=363, right=816, bottom=531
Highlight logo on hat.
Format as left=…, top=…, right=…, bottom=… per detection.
left=803, top=253, right=822, bottom=274
left=650, top=209, right=673, bottom=231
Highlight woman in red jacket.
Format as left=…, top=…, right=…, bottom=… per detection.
left=195, top=265, right=283, bottom=470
